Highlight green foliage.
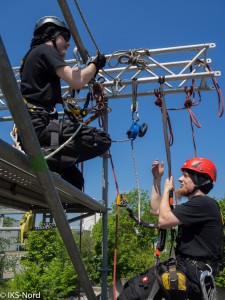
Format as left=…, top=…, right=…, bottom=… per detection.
left=215, top=197, right=225, bottom=287
left=6, top=229, right=78, bottom=300
left=92, top=189, right=164, bottom=284
left=2, top=191, right=224, bottom=296
left=0, top=237, right=9, bottom=253
left=3, top=217, right=15, bottom=227
left=0, top=236, right=11, bottom=281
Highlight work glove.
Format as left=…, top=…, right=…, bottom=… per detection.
left=88, top=53, right=106, bottom=76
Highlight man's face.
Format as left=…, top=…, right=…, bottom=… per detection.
left=175, top=171, right=195, bottom=198
left=56, top=33, right=70, bottom=58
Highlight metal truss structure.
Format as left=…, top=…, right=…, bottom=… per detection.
left=0, top=43, right=220, bottom=106
left=0, top=0, right=222, bottom=299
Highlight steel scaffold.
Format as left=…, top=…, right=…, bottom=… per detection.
left=0, top=2, right=222, bottom=299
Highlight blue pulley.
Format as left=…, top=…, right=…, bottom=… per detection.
left=126, top=122, right=140, bottom=139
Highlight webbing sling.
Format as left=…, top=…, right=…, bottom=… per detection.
left=24, top=100, right=61, bottom=150
left=146, top=278, right=160, bottom=300
left=47, top=119, right=62, bottom=150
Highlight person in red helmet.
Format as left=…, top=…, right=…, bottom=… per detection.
left=19, top=16, right=111, bottom=190
left=118, top=157, right=223, bottom=300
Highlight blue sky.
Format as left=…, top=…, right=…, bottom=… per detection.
left=1, top=0, right=225, bottom=212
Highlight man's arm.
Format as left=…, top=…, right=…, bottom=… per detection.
left=56, top=53, right=106, bottom=90
left=158, top=176, right=181, bottom=229
left=56, top=64, right=96, bottom=90
left=150, top=160, right=164, bottom=215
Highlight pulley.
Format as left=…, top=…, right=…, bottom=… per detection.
left=126, top=78, right=148, bottom=139
left=126, top=121, right=148, bottom=140
left=138, top=123, right=148, bottom=137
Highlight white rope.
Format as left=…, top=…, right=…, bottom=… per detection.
left=44, top=123, right=83, bottom=159
left=131, top=140, right=141, bottom=222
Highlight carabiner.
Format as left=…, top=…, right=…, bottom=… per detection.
left=96, top=76, right=105, bottom=84
left=132, top=110, right=139, bottom=123
left=73, top=47, right=87, bottom=69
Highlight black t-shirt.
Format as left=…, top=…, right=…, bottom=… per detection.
left=172, top=195, right=223, bottom=264
left=20, top=44, right=68, bottom=108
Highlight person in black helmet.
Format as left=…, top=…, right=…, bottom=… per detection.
left=19, top=16, right=111, bottom=190
left=118, top=157, right=223, bottom=300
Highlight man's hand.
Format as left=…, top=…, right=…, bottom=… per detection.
left=164, top=176, right=174, bottom=194
left=89, top=53, right=106, bottom=76
left=152, top=160, right=164, bottom=180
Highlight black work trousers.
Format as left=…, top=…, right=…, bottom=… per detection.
left=26, top=110, right=111, bottom=190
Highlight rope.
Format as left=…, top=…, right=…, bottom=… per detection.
left=44, top=123, right=82, bottom=159
left=108, top=150, right=120, bottom=300
left=155, top=84, right=202, bottom=158
left=154, top=78, right=173, bottom=265
left=73, top=0, right=100, bottom=53
left=108, top=48, right=150, bottom=70
left=154, top=89, right=174, bottom=147
left=82, top=82, right=108, bottom=128
left=158, top=77, right=172, bottom=177
left=184, top=86, right=201, bottom=157
left=131, top=140, right=141, bottom=222
left=196, top=59, right=224, bottom=117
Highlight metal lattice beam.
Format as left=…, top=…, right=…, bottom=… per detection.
left=0, top=43, right=220, bottom=112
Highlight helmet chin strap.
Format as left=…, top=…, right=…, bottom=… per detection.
left=186, top=179, right=211, bottom=197
left=51, top=31, right=61, bottom=49
left=191, top=172, right=211, bottom=191
left=188, top=179, right=211, bottom=196
left=195, top=179, right=211, bottom=189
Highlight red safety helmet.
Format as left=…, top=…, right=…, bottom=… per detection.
left=181, top=157, right=217, bottom=182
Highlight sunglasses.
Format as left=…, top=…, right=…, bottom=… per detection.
left=60, top=31, right=70, bottom=42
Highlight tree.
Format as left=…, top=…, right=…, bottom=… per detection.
left=92, top=189, right=165, bottom=284
left=2, top=191, right=224, bottom=297
left=214, top=197, right=225, bottom=287
left=6, top=229, right=79, bottom=300
left=3, top=217, right=14, bottom=227
left=0, top=216, right=18, bottom=283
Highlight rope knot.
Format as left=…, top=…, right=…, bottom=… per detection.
left=154, top=98, right=162, bottom=107
left=128, top=57, right=137, bottom=65
left=154, top=89, right=162, bottom=107
left=184, top=98, right=193, bottom=108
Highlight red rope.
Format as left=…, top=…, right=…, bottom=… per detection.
left=196, top=59, right=224, bottom=117
left=109, top=150, right=120, bottom=300
left=184, top=86, right=202, bottom=128
left=154, top=89, right=174, bottom=146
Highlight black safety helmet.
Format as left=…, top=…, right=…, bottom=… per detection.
left=33, top=16, right=71, bottom=40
